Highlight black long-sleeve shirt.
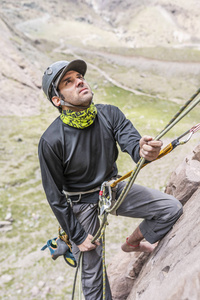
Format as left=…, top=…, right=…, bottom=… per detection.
left=38, top=104, right=141, bottom=245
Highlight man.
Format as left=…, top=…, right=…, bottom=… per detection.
left=39, top=59, right=183, bottom=299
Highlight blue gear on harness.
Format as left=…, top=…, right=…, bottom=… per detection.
left=41, top=236, right=77, bottom=268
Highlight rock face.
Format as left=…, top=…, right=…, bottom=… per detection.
left=107, top=251, right=151, bottom=300
left=165, top=144, right=200, bottom=205
left=107, top=144, right=200, bottom=300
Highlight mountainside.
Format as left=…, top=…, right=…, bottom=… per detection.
left=85, top=0, right=200, bottom=47
left=0, top=1, right=200, bottom=299
left=1, top=0, right=200, bottom=116
left=0, top=16, right=42, bottom=116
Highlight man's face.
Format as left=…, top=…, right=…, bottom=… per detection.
left=58, top=70, right=93, bottom=110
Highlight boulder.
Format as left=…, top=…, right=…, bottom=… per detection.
left=107, top=251, right=150, bottom=300
left=165, top=144, right=200, bottom=205
left=107, top=144, right=200, bottom=300
left=126, top=187, right=200, bottom=300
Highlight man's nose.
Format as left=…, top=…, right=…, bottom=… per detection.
left=76, top=78, right=84, bottom=86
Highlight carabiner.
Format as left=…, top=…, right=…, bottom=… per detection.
left=176, top=123, right=200, bottom=145
left=99, top=181, right=112, bottom=216
left=176, top=131, right=193, bottom=145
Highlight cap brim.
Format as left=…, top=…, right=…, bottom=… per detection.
left=55, top=59, right=87, bottom=89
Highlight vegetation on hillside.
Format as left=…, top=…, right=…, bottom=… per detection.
left=1, top=0, right=200, bottom=298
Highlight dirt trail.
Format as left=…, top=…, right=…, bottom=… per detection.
left=53, top=43, right=200, bottom=104
left=54, top=45, right=200, bottom=104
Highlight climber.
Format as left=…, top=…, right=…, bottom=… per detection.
left=38, top=59, right=183, bottom=300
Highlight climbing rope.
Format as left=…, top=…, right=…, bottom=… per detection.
left=110, top=122, right=200, bottom=188
left=108, top=89, right=200, bottom=210
left=89, top=89, right=200, bottom=300
left=72, top=88, right=200, bottom=300
left=79, top=253, right=83, bottom=300
left=162, top=87, right=200, bottom=132
left=98, top=222, right=107, bottom=299
left=71, top=218, right=108, bottom=300
left=71, top=252, right=83, bottom=300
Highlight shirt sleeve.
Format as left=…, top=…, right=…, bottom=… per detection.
left=38, top=137, right=88, bottom=245
left=110, top=106, right=141, bottom=163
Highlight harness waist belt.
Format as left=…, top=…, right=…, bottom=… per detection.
left=63, top=186, right=100, bottom=197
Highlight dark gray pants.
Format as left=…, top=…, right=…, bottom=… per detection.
left=72, top=182, right=183, bottom=300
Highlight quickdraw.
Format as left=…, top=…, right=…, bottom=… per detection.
left=109, top=122, right=200, bottom=189
left=177, top=123, right=200, bottom=144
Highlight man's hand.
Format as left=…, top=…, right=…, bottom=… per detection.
left=139, top=135, right=163, bottom=161
left=77, top=234, right=100, bottom=252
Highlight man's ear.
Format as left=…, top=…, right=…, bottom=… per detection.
left=52, top=96, right=61, bottom=107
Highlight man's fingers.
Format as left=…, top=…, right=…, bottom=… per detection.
left=77, top=234, right=99, bottom=252
left=142, top=144, right=161, bottom=153
left=140, top=149, right=158, bottom=159
left=140, top=140, right=162, bottom=161
left=142, top=135, right=153, bottom=143
left=140, top=135, right=163, bottom=161
left=94, top=239, right=101, bottom=246
left=147, top=140, right=163, bottom=147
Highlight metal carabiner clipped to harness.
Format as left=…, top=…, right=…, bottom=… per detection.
left=99, top=181, right=113, bottom=216
left=176, top=123, right=200, bottom=146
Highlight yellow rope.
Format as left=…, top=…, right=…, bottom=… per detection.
left=79, top=254, right=83, bottom=300
left=110, top=143, right=174, bottom=188
left=93, top=220, right=108, bottom=300
left=101, top=228, right=106, bottom=300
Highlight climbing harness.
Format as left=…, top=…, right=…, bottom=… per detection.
left=46, top=87, right=200, bottom=300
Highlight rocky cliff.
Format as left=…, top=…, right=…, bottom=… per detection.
left=107, top=144, right=200, bottom=300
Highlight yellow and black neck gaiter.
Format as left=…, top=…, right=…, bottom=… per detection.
left=60, top=103, right=97, bottom=129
